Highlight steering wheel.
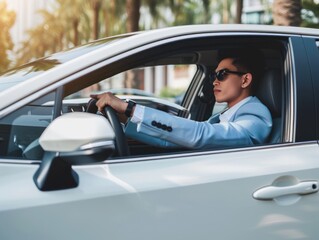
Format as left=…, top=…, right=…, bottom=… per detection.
left=86, top=99, right=130, bottom=157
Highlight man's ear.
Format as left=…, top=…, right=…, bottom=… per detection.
left=241, top=73, right=252, bottom=88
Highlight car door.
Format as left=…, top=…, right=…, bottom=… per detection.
left=1, top=147, right=319, bottom=240
left=1, top=32, right=319, bottom=240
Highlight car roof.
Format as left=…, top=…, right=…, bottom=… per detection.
left=1, top=24, right=318, bottom=114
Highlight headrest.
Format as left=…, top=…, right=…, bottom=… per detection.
left=256, top=68, right=282, bottom=118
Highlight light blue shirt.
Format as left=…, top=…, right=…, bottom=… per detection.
left=219, top=96, right=252, bottom=123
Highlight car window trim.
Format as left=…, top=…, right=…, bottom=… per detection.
left=1, top=141, right=317, bottom=165
left=0, top=32, right=302, bottom=118
left=102, top=141, right=319, bottom=164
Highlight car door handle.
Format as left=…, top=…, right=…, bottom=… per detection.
left=253, top=181, right=318, bottom=200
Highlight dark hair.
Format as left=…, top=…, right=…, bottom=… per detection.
left=218, top=48, right=265, bottom=93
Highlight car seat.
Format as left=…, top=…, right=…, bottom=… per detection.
left=256, top=68, right=283, bottom=143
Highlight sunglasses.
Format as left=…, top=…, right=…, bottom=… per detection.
left=212, top=69, right=247, bottom=81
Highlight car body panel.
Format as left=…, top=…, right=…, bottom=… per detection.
left=1, top=143, right=319, bottom=239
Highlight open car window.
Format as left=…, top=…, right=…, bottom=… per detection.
left=61, top=37, right=286, bottom=157
left=0, top=34, right=287, bottom=161
left=66, top=65, right=196, bottom=117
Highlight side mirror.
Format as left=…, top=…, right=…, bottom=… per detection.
left=34, top=112, right=116, bottom=191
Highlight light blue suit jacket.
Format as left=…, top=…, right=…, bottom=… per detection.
left=125, top=96, right=272, bottom=149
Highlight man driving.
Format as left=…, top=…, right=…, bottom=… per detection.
left=91, top=50, right=272, bottom=149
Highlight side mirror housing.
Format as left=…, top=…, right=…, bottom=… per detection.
left=34, top=112, right=116, bottom=191
left=39, top=112, right=115, bottom=153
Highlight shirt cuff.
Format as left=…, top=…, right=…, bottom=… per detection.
left=130, top=104, right=145, bottom=124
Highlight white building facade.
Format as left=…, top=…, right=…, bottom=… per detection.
left=5, top=0, right=54, bottom=50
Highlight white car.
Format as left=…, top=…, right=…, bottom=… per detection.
left=0, top=24, right=319, bottom=240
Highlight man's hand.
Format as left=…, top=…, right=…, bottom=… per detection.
left=90, top=92, right=128, bottom=114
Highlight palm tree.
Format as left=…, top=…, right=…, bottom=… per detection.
left=103, top=0, right=126, bottom=37
left=0, top=2, right=15, bottom=72
left=37, top=9, right=65, bottom=51
left=15, top=0, right=94, bottom=66
left=92, top=0, right=101, bottom=39
left=202, top=0, right=211, bottom=23
left=15, top=0, right=240, bottom=67
left=141, top=0, right=169, bottom=28
left=235, top=0, right=243, bottom=23
left=16, top=26, right=50, bottom=66
left=273, top=0, right=302, bottom=26
left=126, top=0, right=141, bottom=32
left=85, top=0, right=109, bottom=39
left=57, top=0, right=90, bottom=46
left=211, top=0, right=231, bottom=23
left=222, top=0, right=230, bottom=23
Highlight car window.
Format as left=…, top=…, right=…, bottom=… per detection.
left=3, top=36, right=288, bottom=161
left=0, top=92, right=56, bottom=160
left=67, top=65, right=196, bottom=112
left=62, top=37, right=287, bottom=157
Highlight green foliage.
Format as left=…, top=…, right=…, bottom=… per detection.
left=13, top=0, right=241, bottom=66
left=15, top=0, right=127, bottom=66
left=0, top=1, right=15, bottom=72
left=301, top=0, right=319, bottom=28
left=159, top=87, right=185, bottom=98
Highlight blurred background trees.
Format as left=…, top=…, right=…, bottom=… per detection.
left=302, top=0, right=319, bottom=28
left=1, top=0, right=319, bottom=72
left=272, top=0, right=302, bottom=26
left=0, top=1, right=15, bottom=72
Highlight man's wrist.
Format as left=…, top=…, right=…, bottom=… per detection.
left=125, top=99, right=136, bottom=117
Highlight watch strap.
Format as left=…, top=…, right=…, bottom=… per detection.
left=125, top=99, right=136, bottom=117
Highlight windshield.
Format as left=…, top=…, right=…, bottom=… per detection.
left=0, top=35, right=130, bottom=92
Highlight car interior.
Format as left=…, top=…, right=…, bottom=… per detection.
left=67, top=37, right=285, bottom=157
left=0, top=36, right=286, bottom=160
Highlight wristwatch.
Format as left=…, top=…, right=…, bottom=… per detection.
left=125, top=99, right=136, bottom=117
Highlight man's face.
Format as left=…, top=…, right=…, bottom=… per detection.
left=213, top=58, right=248, bottom=108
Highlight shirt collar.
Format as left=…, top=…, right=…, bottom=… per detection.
left=219, top=96, right=253, bottom=123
